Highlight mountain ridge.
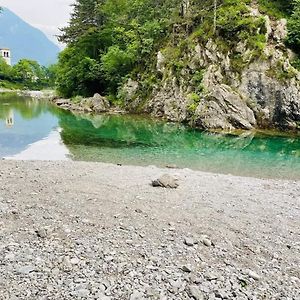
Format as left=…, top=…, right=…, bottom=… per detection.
left=0, top=8, right=60, bottom=66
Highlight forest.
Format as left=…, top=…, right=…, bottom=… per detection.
left=0, top=58, right=56, bottom=90
left=1, top=1, right=300, bottom=95
left=54, top=0, right=300, bottom=100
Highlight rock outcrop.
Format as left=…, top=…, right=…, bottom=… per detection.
left=122, top=12, right=300, bottom=132
left=54, top=93, right=110, bottom=113
left=193, top=84, right=256, bottom=130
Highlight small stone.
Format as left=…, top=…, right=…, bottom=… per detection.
left=190, top=275, right=202, bottom=284
left=166, top=164, right=178, bottom=169
left=215, top=289, right=229, bottom=299
left=202, top=238, right=212, bottom=247
left=246, top=270, right=260, bottom=280
left=188, top=285, right=204, bottom=300
left=105, top=256, right=114, bottom=262
left=5, top=253, right=15, bottom=261
left=95, top=293, right=111, bottom=300
left=181, top=264, right=193, bottom=273
left=52, top=268, right=60, bottom=275
left=184, top=237, right=195, bottom=246
left=36, top=228, right=47, bottom=238
left=18, top=265, right=35, bottom=274
left=205, top=271, right=219, bottom=281
left=77, top=289, right=90, bottom=298
left=130, top=291, right=145, bottom=300
left=70, top=257, right=80, bottom=265
left=169, top=279, right=183, bottom=289
left=152, top=174, right=179, bottom=189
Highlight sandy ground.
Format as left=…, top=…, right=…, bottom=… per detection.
left=0, top=160, right=299, bottom=299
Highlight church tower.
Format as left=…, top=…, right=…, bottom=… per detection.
left=0, top=48, right=11, bottom=65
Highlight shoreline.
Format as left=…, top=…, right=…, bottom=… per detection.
left=2, top=88, right=300, bottom=136
left=0, top=160, right=299, bottom=299
left=0, top=88, right=57, bottom=100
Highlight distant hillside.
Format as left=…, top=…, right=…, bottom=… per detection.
left=0, top=8, right=60, bottom=66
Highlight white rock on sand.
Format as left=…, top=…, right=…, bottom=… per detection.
left=0, top=160, right=299, bottom=299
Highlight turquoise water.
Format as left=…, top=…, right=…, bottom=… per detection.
left=1, top=93, right=300, bottom=179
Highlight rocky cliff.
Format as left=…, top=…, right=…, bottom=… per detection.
left=121, top=7, right=300, bottom=132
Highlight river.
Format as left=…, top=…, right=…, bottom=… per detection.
left=1, top=93, right=299, bottom=179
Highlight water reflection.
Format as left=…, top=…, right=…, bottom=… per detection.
left=5, top=130, right=70, bottom=161
left=56, top=111, right=300, bottom=179
left=0, top=93, right=300, bottom=179
left=5, top=108, right=14, bottom=127
left=0, top=94, right=47, bottom=120
left=0, top=93, right=64, bottom=158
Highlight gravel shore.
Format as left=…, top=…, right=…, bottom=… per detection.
left=0, top=160, right=299, bottom=299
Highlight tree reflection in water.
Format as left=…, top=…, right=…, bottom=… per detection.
left=0, top=93, right=299, bottom=179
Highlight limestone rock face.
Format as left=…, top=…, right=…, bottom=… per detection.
left=273, top=19, right=288, bottom=42
left=122, top=14, right=300, bottom=132
left=156, top=51, right=166, bottom=73
left=193, top=85, right=256, bottom=130
left=119, top=78, right=142, bottom=112
left=53, top=93, right=110, bottom=113
left=264, top=16, right=272, bottom=41
left=240, top=64, right=300, bottom=129
left=148, top=82, right=189, bottom=122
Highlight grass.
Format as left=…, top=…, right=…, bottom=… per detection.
left=0, top=80, right=24, bottom=90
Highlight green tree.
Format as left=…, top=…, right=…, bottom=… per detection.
left=56, top=0, right=300, bottom=100
left=101, top=45, right=135, bottom=91
left=56, top=0, right=181, bottom=97
left=11, top=59, right=49, bottom=89
left=0, top=57, right=12, bottom=80
left=287, top=0, right=300, bottom=52
left=56, top=46, right=103, bottom=97
left=59, top=0, right=105, bottom=44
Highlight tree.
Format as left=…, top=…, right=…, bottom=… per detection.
left=56, top=46, right=103, bottom=97
left=59, top=0, right=105, bottom=44
left=11, top=59, right=50, bottom=89
left=213, top=0, right=217, bottom=34
left=0, top=57, right=12, bottom=80
left=287, top=0, right=300, bottom=52
left=56, top=0, right=182, bottom=97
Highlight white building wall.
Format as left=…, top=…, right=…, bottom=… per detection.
left=0, top=49, right=11, bottom=66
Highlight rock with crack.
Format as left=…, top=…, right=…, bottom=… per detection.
left=152, top=174, right=179, bottom=189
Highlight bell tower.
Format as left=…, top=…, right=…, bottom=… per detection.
left=0, top=48, right=11, bottom=65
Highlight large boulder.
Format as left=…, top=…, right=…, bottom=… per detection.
left=193, top=84, right=256, bottom=130
left=89, top=93, right=110, bottom=113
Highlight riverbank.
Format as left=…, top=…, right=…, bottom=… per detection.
left=0, top=88, right=56, bottom=100
left=51, top=94, right=300, bottom=136
left=3, top=88, right=300, bottom=136
left=0, top=160, right=299, bottom=299
left=52, top=93, right=126, bottom=115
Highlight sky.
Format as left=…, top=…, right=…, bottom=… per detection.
left=0, top=0, right=74, bottom=47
